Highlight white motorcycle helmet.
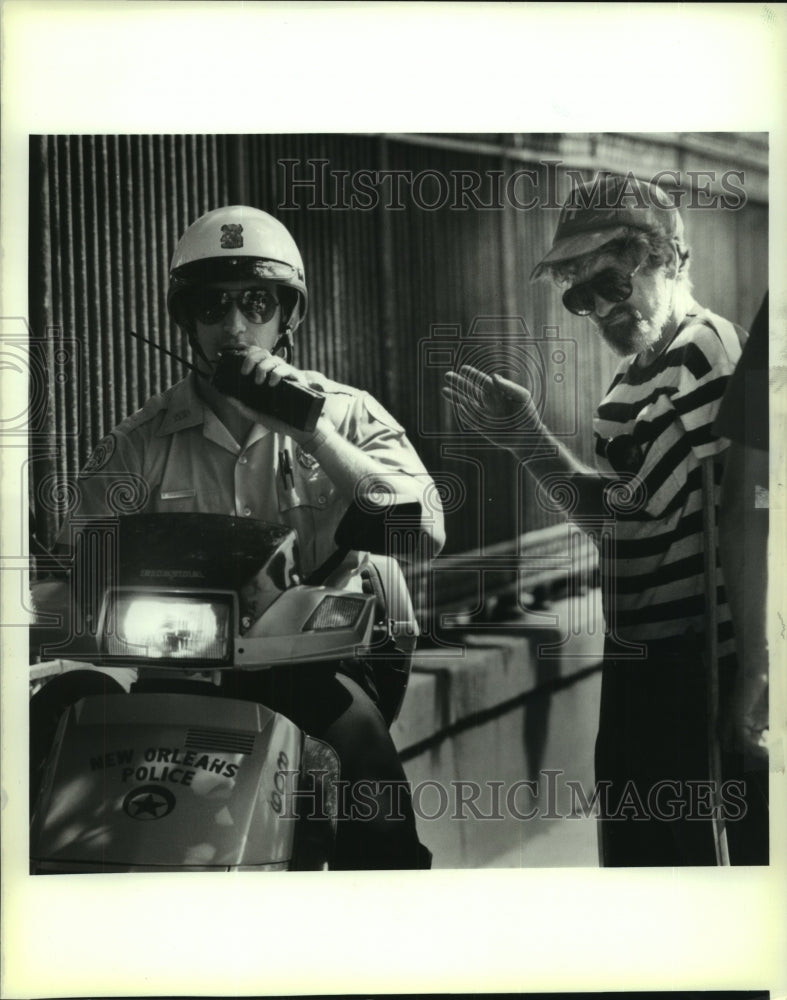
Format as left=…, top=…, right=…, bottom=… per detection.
left=168, top=205, right=308, bottom=361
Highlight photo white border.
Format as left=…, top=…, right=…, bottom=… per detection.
left=2, top=2, right=786, bottom=997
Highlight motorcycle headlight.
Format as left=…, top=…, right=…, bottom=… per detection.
left=103, top=591, right=233, bottom=664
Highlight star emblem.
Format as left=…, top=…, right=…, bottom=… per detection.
left=131, top=793, right=167, bottom=817
left=123, top=784, right=176, bottom=820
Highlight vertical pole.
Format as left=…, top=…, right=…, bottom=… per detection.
left=702, top=455, right=730, bottom=866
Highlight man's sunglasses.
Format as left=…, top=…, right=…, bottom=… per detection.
left=185, top=287, right=280, bottom=325
left=562, top=263, right=642, bottom=317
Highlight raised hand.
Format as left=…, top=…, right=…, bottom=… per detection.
left=441, top=365, right=544, bottom=449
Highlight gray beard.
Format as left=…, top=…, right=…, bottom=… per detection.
left=600, top=306, right=667, bottom=359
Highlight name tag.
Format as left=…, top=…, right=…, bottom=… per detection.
left=160, top=489, right=196, bottom=501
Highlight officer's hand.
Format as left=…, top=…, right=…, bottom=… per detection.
left=441, top=365, right=544, bottom=449
left=239, top=346, right=309, bottom=388
left=224, top=347, right=330, bottom=444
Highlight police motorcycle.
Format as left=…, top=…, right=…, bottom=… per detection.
left=29, top=498, right=421, bottom=873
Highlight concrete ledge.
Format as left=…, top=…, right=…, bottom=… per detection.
left=392, top=593, right=605, bottom=755
left=390, top=592, right=606, bottom=868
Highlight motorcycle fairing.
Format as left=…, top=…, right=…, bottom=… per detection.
left=235, top=586, right=377, bottom=666
left=112, top=513, right=300, bottom=598
left=30, top=693, right=305, bottom=871
left=85, top=583, right=378, bottom=670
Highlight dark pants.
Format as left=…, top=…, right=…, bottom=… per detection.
left=222, top=664, right=430, bottom=870
left=595, top=635, right=768, bottom=867
left=30, top=665, right=431, bottom=871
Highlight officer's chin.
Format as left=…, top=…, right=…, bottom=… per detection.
left=192, top=356, right=217, bottom=381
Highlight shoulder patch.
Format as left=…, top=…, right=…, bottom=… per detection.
left=80, top=433, right=116, bottom=478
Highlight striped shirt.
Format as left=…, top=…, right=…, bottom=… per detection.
left=593, top=303, right=746, bottom=650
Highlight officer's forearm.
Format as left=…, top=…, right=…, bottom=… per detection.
left=300, top=417, right=446, bottom=554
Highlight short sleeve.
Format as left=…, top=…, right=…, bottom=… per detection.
left=670, top=317, right=743, bottom=463
left=344, top=391, right=432, bottom=477
left=54, top=429, right=151, bottom=552
left=605, top=315, right=744, bottom=521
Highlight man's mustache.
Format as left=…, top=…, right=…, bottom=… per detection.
left=600, top=306, right=635, bottom=330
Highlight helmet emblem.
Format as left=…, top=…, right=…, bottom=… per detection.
left=220, top=224, right=244, bottom=249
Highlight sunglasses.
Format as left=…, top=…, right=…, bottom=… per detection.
left=562, top=263, right=642, bottom=317
left=186, top=287, right=280, bottom=325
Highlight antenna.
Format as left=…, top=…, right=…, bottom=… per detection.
left=128, top=330, right=198, bottom=371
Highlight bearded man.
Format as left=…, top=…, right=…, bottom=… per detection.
left=443, top=174, right=767, bottom=866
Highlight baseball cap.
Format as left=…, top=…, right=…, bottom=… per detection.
left=530, top=174, right=684, bottom=281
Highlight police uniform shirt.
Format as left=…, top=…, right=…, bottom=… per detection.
left=63, top=372, right=434, bottom=578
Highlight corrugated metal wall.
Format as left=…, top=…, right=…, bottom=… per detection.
left=28, top=135, right=231, bottom=548
left=29, top=133, right=768, bottom=560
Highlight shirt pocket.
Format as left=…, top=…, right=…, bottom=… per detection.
left=275, top=454, right=342, bottom=576
left=276, top=452, right=339, bottom=515
left=155, top=487, right=197, bottom=512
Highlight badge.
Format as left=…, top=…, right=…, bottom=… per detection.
left=220, top=223, right=244, bottom=249
left=295, top=446, right=319, bottom=471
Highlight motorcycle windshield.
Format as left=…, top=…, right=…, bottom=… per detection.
left=113, top=514, right=300, bottom=594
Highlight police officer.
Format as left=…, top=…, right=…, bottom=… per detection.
left=33, top=206, right=445, bottom=870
